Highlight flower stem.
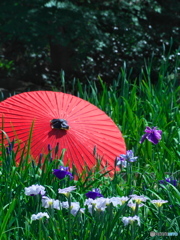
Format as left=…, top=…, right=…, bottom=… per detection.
left=38, top=219, right=43, bottom=239
left=127, top=163, right=133, bottom=195
left=131, top=223, right=135, bottom=240
left=67, top=196, right=72, bottom=240
left=158, top=207, right=162, bottom=232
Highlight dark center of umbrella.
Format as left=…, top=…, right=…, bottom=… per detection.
left=50, top=119, right=69, bottom=130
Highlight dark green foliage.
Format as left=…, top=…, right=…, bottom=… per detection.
left=0, top=0, right=179, bottom=90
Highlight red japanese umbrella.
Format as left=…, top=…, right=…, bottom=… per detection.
left=0, top=91, right=126, bottom=173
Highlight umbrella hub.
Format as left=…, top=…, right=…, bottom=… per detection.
left=50, top=119, right=69, bottom=130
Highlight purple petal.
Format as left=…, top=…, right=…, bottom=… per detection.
left=86, top=191, right=103, bottom=199
left=165, top=178, right=171, bottom=183
left=127, top=150, right=133, bottom=158
left=128, top=157, right=138, bottom=162
left=159, top=180, right=166, bottom=185
left=144, top=127, right=152, bottom=133
left=48, top=144, right=52, bottom=151
left=59, top=166, right=70, bottom=171
left=153, top=130, right=162, bottom=140
left=159, top=178, right=177, bottom=187
left=93, top=188, right=101, bottom=193
left=171, top=180, right=177, bottom=187
left=53, top=169, right=73, bottom=180
left=120, top=154, right=127, bottom=160
left=139, top=133, right=149, bottom=144
left=146, top=132, right=159, bottom=144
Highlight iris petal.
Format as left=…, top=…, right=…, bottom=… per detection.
left=140, top=127, right=162, bottom=144
left=139, top=133, right=148, bottom=144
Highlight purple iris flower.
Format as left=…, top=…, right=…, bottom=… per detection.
left=53, top=166, right=73, bottom=180
left=6, top=147, right=10, bottom=155
left=48, top=144, right=52, bottom=152
left=140, top=127, right=162, bottom=144
left=55, top=143, right=59, bottom=155
left=6, top=140, right=14, bottom=155
left=86, top=188, right=103, bottom=199
left=159, top=178, right=177, bottom=187
left=115, top=156, right=127, bottom=168
left=119, top=150, right=138, bottom=163
left=38, top=153, right=43, bottom=163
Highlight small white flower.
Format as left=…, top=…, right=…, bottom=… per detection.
left=106, top=197, right=121, bottom=207
left=119, top=196, right=130, bottom=204
left=42, top=196, right=61, bottom=210
left=116, top=159, right=127, bottom=168
left=85, top=196, right=130, bottom=209
left=62, top=201, right=79, bottom=209
left=127, top=202, right=144, bottom=211
left=71, top=207, right=85, bottom=216
left=129, top=194, right=148, bottom=204
left=84, top=198, right=95, bottom=206
left=31, top=212, right=49, bottom=221
left=122, top=161, right=127, bottom=168
left=61, top=201, right=70, bottom=209
left=95, top=198, right=107, bottom=211
left=85, top=197, right=107, bottom=214
left=70, top=202, right=84, bottom=216
left=25, top=184, right=46, bottom=196
left=58, top=186, right=76, bottom=196
left=151, top=200, right=168, bottom=207
left=111, top=196, right=129, bottom=206
left=62, top=201, right=83, bottom=216
left=122, top=215, right=140, bottom=226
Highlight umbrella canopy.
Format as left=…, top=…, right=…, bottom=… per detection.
left=0, top=91, right=126, bottom=173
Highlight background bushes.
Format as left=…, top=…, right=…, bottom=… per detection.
left=0, top=0, right=179, bottom=92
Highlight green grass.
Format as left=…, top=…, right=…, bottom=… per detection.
left=0, top=52, right=180, bottom=240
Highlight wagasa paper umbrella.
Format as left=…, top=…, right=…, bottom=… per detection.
left=0, top=91, right=126, bottom=173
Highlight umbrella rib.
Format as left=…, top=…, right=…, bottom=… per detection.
left=54, top=92, right=60, bottom=118
left=11, top=92, right=51, bottom=114
left=1, top=105, right=49, bottom=119
left=71, top=128, right=125, bottom=162
left=60, top=131, right=82, bottom=170
left=73, top=128, right=122, bottom=150
left=43, top=92, right=60, bottom=117
left=32, top=92, right=59, bottom=117
left=64, top=133, right=85, bottom=172
left=67, top=132, right=95, bottom=169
